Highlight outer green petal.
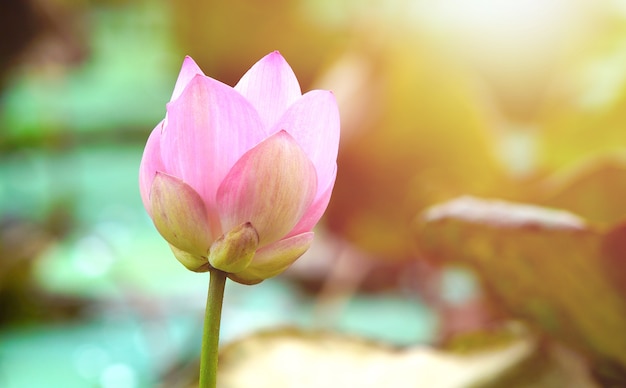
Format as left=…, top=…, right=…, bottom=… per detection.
left=150, top=172, right=214, bottom=257
left=209, top=222, right=259, bottom=273
left=228, top=232, right=314, bottom=285
left=169, top=244, right=210, bottom=273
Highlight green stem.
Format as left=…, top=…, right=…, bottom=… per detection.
left=199, top=269, right=227, bottom=388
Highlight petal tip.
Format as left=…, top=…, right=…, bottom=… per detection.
left=266, top=50, right=285, bottom=61
left=181, top=55, right=201, bottom=71
left=171, top=56, right=206, bottom=101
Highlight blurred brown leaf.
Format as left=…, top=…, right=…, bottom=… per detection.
left=536, top=154, right=626, bottom=225
left=415, top=196, right=626, bottom=377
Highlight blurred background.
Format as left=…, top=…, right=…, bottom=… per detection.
left=2, top=0, right=626, bottom=386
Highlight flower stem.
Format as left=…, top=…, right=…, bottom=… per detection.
left=199, top=269, right=227, bottom=388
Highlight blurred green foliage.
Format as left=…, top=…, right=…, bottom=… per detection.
left=0, top=1, right=177, bottom=147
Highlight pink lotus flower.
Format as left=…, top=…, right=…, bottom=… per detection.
left=139, top=52, right=340, bottom=284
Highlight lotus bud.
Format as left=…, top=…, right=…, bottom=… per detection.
left=139, top=52, right=340, bottom=283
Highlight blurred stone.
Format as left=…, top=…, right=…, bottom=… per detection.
left=211, top=328, right=596, bottom=388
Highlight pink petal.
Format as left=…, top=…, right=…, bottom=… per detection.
left=234, top=51, right=302, bottom=128
left=271, top=90, right=340, bottom=198
left=161, top=75, right=266, bottom=228
left=139, top=121, right=166, bottom=216
left=287, top=164, right=336, bottom=237
left=150, top=172, right=215, bottom=256
left=228, top=232, right=314, bottom=285
left=171, top=56, right=205, bottom=102
left=216, top=131, right=317, bottom=246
